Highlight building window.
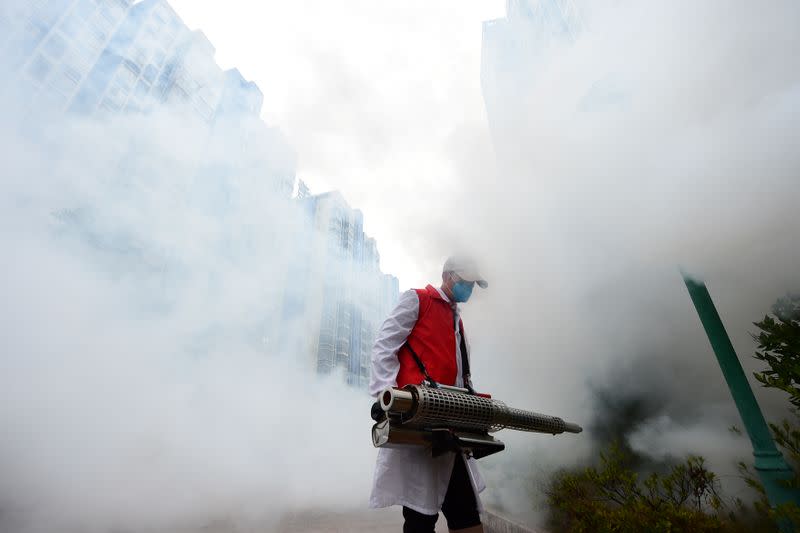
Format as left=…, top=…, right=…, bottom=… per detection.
left=144, top=22, right=158, bottom=41
left=122, top=58, right=140, bottom=75
left=132, top=46, right=147, bottom=67
left=153, top=6, right=168, bottom=25
left=74, top=0, right=96, bottom=21
left=194, top=98, right=212, bottom=120
left=153, top=49, right=166, bottom=67
left=142, top=63, right=157, bottom=84
left=89, top=11, right=113, bottom=34
left=169, top=85, right=188, bottom=102
left=63, top=64, right=86, bottom=84
left=86, top=21, right=106, bottom=50
left=99, top=5, right=120, bottom=26
left=0, top=14, right=8, bottom=37
left=36, top=4, right=63, bottom=28
left=63, top=49, right=90, bottom=78
left=41, top=85, right=68, bottom=109
left=106, top=82, right=128, bottom=107
left=20, top=20, right=46, bottom=55
left=162, top=30, right=176, bottom=48
left=27, top=54, right=52, bottom=84
left=134, top=79, right=150, bottom=99
left=51, top=65, right=81, bottom=95
left=117, top=63, right=138, bottom=89
left=98, top=85, right=125, bottom=113
left=100, top=97, right=120, bottom=111
left=73, top=42, right=97, bottom=65
left=59, top=12, right=83, bottom=39
left=43, top=32, right=68, bottom=60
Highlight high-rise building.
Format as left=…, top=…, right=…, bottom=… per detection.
left=2, top=0, right=399, bottom=389
left=481, top=0, right=629, bottom=151
left=288, top=191, right=399, bottom=387
left=481, top=0, right=584, bottom=136
left=295, top=179, right=311, bottom=200
left=70, top=0, right=226, bottom=120
left=0, top=0, right=133, bottom=115
left=0, top=0, right=261, bottom=125
left=214, top=68, right=263, bottom=120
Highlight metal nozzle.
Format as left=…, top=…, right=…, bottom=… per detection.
left=380, top=388, right=414, bottom=414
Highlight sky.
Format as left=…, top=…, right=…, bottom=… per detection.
left=168, top=0, right=506, bottom=289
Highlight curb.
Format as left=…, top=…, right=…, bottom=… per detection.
left=482, top=510, right=541, bottom=533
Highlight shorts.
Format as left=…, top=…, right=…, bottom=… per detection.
left=402, top=454, right=481, bottom=532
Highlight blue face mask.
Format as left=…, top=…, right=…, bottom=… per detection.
left=452, top=281, right=474, bottom=303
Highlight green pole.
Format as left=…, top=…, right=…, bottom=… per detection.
left=682, top=274, right=798, bottom=520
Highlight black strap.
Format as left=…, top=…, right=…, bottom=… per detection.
left=404, top=341, right=438, bottom=387
left=457, top=318, right=475, bottom=394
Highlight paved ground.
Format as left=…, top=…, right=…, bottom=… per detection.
left=276, top=508, right=448, bottom=532
left=276, top=508, right=543, bottom=533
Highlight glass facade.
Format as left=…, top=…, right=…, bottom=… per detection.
left=0, top=0, right=131, bottom=115
left=70, top=0, right=224, bottom=120
left=296, top=191, right=399, bottom=388
left=0, top=0, right=260, bottom=124
left=481, top=0, right=585, bottom=135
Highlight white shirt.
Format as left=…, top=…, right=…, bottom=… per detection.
left=368, top=287, right=485, bottom=515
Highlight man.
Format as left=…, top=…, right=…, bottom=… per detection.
left=369, top=256, right=488, bottom=533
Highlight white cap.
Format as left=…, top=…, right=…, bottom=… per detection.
left=443, top=256, right=488, bottom=289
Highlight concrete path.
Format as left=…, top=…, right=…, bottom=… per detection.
left=276, top=507, right=447, bottom=532
left=276, top=508, right=540, bottom=533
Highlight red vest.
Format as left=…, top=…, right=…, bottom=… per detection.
left=396, top=284, right=465, bottom=388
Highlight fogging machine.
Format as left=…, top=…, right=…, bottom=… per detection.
left=371, top=383, right=582, bottom=459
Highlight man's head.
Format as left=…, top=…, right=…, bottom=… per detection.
left=441, top=256, right=488, bottom=303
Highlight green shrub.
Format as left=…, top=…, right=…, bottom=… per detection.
left=752, top=293, right=800, bottom=408
left=545, top=444, right=769, bottom=532
left=734, top=292, right=800, bottom=529
left=544, top=293, right=800, bottom=532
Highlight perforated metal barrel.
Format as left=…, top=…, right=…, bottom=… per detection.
left=408, top=385, right=497, bottom=432
left=402, top=385, right=576, bottom=435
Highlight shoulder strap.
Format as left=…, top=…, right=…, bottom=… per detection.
left=457, top=319, right=475, bottom=394
left=403, top=340, right=437, bottom=387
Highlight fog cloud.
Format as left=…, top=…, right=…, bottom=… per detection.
left=455, top=0, right=800, bottom=519
left=2, top=0, right=800, bottom=530
left=0, top=85, right=374, bottom=533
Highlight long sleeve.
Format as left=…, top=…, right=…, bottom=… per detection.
left=369, top=289, right=419, bottom=397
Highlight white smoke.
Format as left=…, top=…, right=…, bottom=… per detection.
left=0, top=73, right=376, bottom=533
left=3, top=0, right=800, bottom=530
left=452, top=0, right=800, bottom=522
